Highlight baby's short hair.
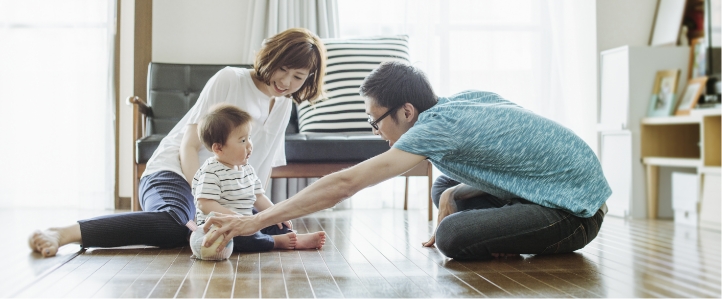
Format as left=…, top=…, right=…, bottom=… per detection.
left=198, top=104, right=252, bottom=151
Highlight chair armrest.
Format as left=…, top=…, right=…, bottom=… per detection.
left=127, top=96, right=151, bottom=116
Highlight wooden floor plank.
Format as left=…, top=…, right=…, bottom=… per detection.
left=202, top=258, right=236, bottom=298
left=146, top=248, right=196, bottom=298
left=231, top=253, right=261, bottom=298
left=33, top=248, right=118, bottom=298
left=278, top=251, right=315, bottom=298
left=67, top=248, right=146, bottom=298
left=259, top=251, right=289, bottom=298
left=173, top=257, right=215, bottom=298
left=116, top=247, right=185, bottom=298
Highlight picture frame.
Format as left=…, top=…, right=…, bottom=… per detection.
left=689, top=37, right=707, bottom=78
left=676, top=76, right=708, bottom=115
left=647, top=69, right=681, bottom=117
left=649, top=0, right=687, bottom=46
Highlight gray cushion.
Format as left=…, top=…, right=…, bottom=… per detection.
left=284, top=133, right=390, bottom=163
left=136, top=134, right=164, bottom=164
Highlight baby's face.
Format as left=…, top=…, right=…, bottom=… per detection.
left=216, top=123, right=253, bottom=167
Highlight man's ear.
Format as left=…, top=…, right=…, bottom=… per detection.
left=402, top=103, right=417, bottom=121
left=211, top=143, right=223, bottom=154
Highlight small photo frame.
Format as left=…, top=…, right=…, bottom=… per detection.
left=676, top=76, right=708, bottom=115
left=647, top=69, right=681, bottom=117
left=688, top=37, right=707, bottom=78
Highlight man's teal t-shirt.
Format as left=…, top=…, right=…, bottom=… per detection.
left=393, top=90, right=611, bottom=218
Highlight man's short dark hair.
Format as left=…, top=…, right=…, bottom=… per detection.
left=198, top=104, right=252, bottom=151
left=359, top=61, right=437, bottom=120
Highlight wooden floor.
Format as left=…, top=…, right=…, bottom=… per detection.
left=7, top=208, right=722, bottom=298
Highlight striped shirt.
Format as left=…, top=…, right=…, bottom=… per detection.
left=192, top=156, right=264, bottom=225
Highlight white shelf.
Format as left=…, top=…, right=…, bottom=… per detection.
left=690, top=109, right=722, bottom=117
left=700, top=166, right=722, bottom=174
left=642, top=157, right=702, bottom=168
left=642, top=110, right=721, bottom=125
left=642, top=115, right=701, bottom=125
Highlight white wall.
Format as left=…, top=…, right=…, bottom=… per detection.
left=596, top=0, right=658, bottom=53
left=119, top=0, right=253, bottom=198
left=152, top=0, right=252, bottom=64
left=118, top=0, right=134, bottom=198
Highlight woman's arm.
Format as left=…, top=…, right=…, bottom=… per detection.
left=197, top=198, right=238, bottom=216
left=180, top=124, right=202, bottom=185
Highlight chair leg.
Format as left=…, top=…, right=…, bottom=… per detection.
left=404, top=176, right=409, bottom=210
left=427, top=162, right=433, bottom=221
left=132, top=164, right=141, bottom=211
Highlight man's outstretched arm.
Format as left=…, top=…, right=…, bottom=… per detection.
left=203, top=148, right=427, bottom=249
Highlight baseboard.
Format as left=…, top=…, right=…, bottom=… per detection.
left=116, top=197, right=131, bottom=210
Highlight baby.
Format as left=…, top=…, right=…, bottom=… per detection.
left=190, top=103, right=325, bottom=259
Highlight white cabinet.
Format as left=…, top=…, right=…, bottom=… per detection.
left=598, top=45, right=689, bottom=218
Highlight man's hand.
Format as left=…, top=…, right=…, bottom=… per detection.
left=422, top=187, right=459, bottom=247
left=203, top=213, right=261, bottom=252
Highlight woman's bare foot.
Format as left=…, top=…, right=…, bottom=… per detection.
left=28, top=224, right=82, bottom=257
left=294, top=231, right=326, bottom=250
left=273, top=232, right=297, bottom=250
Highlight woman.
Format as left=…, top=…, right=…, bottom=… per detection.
left=29, top=28, right=326, bottom=257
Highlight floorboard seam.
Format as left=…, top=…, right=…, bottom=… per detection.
left=9, top=247, right=86, bottom=298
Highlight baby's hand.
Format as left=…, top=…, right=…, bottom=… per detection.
left=276, top=220, right=292, bottom=230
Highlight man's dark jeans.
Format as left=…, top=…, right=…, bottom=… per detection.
left=432, top=175, right=605, bottom=260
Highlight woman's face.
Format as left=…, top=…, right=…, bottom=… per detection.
left=263, top=66, right=311, bottom=98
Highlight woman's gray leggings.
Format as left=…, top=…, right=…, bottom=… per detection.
left=432, top=175, right=605, bottom=260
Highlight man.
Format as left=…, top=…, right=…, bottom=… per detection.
left=203, top=61, right=610, bottom=260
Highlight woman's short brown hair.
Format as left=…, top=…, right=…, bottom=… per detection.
left=254, top=28, right=326, bottom=104
left=198, top=104, right=252, bottom=151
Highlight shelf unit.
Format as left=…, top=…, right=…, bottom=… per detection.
left=598, top=45, right=690, bottom=218
left=640, top=109, right=721, bottom=228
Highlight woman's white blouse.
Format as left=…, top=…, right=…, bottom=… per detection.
left=142, top=67, right=292, bottom=187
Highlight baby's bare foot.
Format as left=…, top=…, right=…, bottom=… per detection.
left=28, top=229, right=61, bottom=257
left=294, top=231, right=326, bottom=250
left=273, top=232, right=297, bottom=250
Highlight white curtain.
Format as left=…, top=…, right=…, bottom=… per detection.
left=241, top=0, right=340, bottom=203
left=0, top=0, right=116, bottom=209
left=241, top=0, right=339, bottom=63
left=338, top=0, right=597, bottom=146
left=337, top=0, right=598, bottom=209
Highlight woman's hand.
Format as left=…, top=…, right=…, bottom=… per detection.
left=422, top=187, right=459, bottom=247
left=203, top=213, right=262, bottom=252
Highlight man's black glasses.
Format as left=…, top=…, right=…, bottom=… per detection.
left=368, top=105, right=402, bottom=130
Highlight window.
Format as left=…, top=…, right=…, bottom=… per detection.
left=0, top=0, right=116, bottom=209
left=337, top=0, right=598, bottom=209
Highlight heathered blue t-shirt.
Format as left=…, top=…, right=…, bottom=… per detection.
left=393, top=90, right=611, bottom=218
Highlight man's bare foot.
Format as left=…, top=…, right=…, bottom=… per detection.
left=294, top=231, right=326, bottom=250
left=28, top=229, right=62, bottom=257
left=273, top=232, right=297, bottom=250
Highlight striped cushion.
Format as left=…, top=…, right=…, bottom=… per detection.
left=297, top=36, right=410, bottom=133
